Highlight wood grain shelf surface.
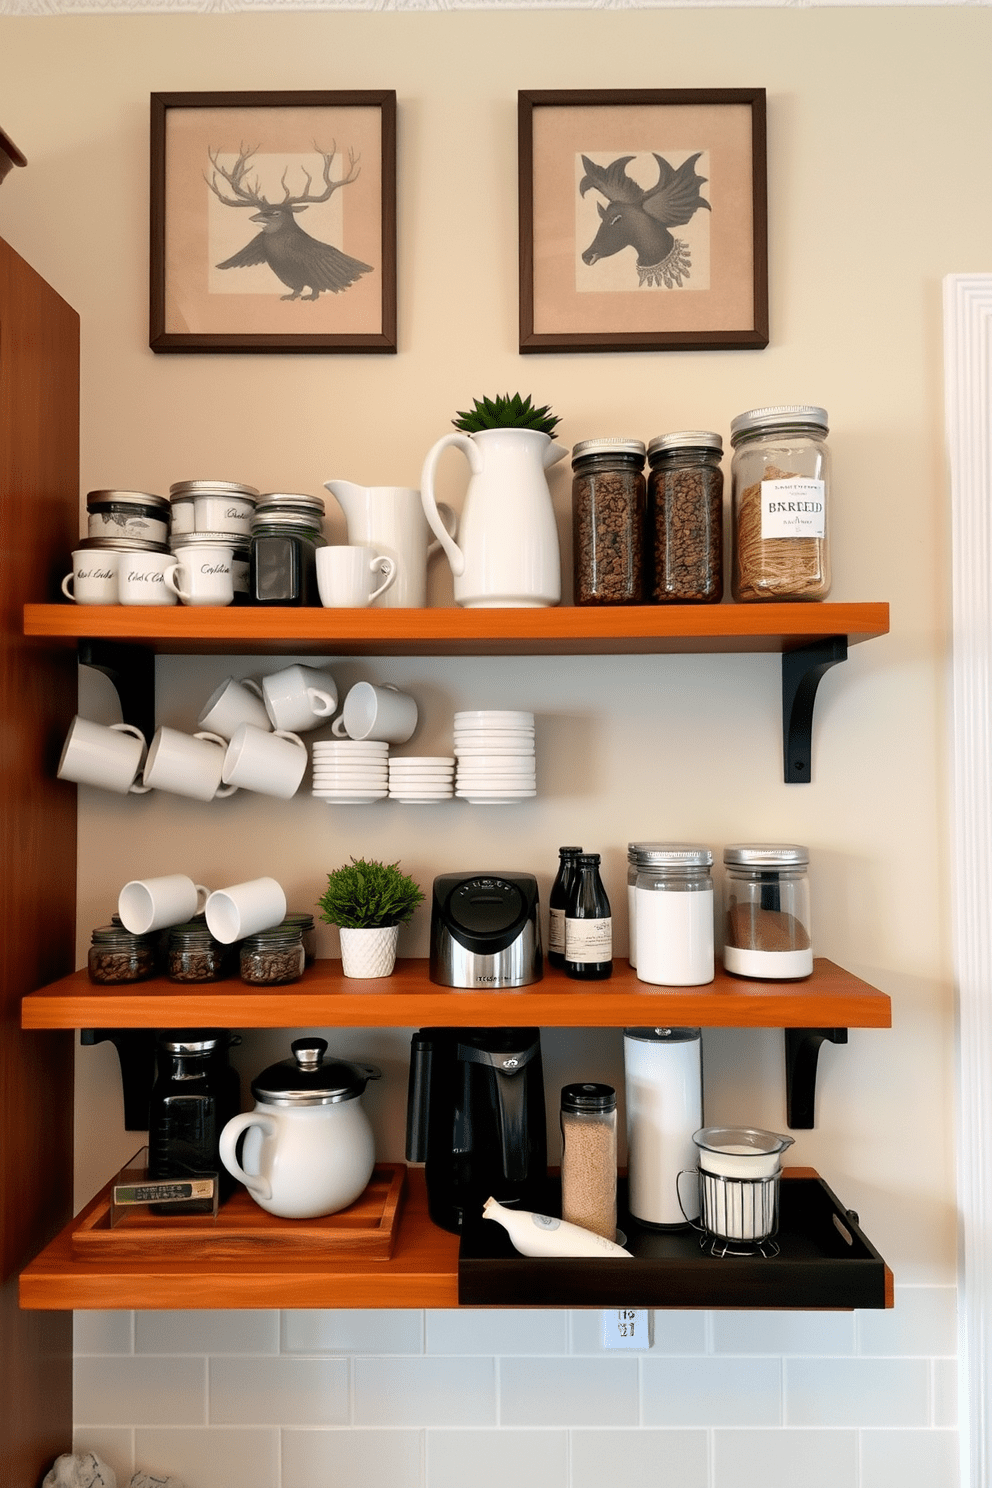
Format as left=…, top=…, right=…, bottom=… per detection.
left=23, top=601, right=890, bottom=658
left=22, top=957, right=891, bottom=1031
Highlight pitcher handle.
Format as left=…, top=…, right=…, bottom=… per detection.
left=427, top=501, right=458, bottom=561
left=219, top=1112, right=276, bottom=1202
left=420, top=433, right=478, bottom=578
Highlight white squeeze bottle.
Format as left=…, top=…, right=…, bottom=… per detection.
left=482, top=1197, right=631, bottom=1258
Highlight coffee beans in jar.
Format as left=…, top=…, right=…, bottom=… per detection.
left=571, top=439, right=646, bottom=605
left=730, top=405, right=831, bottom=601
left=88, top=922, right=160, bottom=984
left=240, top=925, right=305, bottom=986
left=647, top=432, right=724, bottom=604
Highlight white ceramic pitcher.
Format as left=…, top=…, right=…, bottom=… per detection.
left=420, top=428, right=567, bottom=607
left=323, top=482, right=456, bottom=608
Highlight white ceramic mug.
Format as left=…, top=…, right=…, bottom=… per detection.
left=118, top=550, right=179, bottom=606
left=261, top=664, right=338, bottom=734
left=118, top=874, right=210, bottom=934
left=142, top=726, right=237, bottom=801
left=61, top=550, right=119, bottom=605
left=316, top=545, right=397, bottom=608
left=205, top=876, right=287, bottom=943
left=57, top=716, right=150, bottom=794
left=331, top=682, right=418, bottom=743
left=197, top=676, right=271, bottom=739
left=165, top=545, right=235, bottom=607
left=222, top=723, right=308, bottom=798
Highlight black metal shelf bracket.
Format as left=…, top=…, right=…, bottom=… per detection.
left=782, top=636, right=848, bottom=784
left=80, top=1028, right=157, bottom=1131
left=78, top=639, right=156, bottom=744
left=785, top=1026, right=848, bottom=1128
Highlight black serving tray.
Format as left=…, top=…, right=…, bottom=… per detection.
left=457, top=1172, right=892, bottom=1310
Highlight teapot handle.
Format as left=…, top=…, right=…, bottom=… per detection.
left=219, top=1112, right=276, bottom=1201
left=420, top=433, right=478, bottom=579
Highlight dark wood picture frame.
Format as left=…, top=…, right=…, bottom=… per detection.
left=518, top=88, right=767, bottom=354
left=150, top=90, right=396, bottom=354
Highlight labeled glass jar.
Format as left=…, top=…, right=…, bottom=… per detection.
left=647, top=432, right=724, bottom=604
left=147, top=1030, right=242, bottom=1206
left=240, top=925, right=306, bottom=985
left=571, top=439, right=646, bottom=606
left=87, top=490, right=170, bottom=547
left=634, top=844, right=714, bottom=987
left=248, top=494, right=326, bottom=606
left=560, top=1082, right=618, bottom=1241
left=87, top=922, right=160, bottom=984
left=166, top=920, right=231, bottom=983
left=730, top=405, right=831, bottom=601
left=170, top=480, right=259, bottom=538
left=723, top=844, right=812, bottom=979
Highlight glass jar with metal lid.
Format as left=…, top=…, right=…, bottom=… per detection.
left=634, top=844, right=714, bottom=987
left=560, top=1082, right=618, bottom=1241
left=730, top=405, right=830, bottom=602
left=647, top=431, right=724, bottom=604
left=166, top=920, right=232, bottom=983
left=87, top=490, right=170, bottom=547
left=239, top=925, right=306, bottom=985
left=571, top=438, right=646, bottom=606
left=723, top=844, right=812, bottom=980
left=627, top=842, right=678, bottom=970
left=87, top=921, right=160, bottom=984
left=248, top=494, right=326, bottom=607
left=169, top=480, right=259, bottom=539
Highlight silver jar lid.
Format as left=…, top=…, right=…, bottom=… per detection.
left=87, top=489, right=170, bottom=512
left=724, top=843, right=810, bottom=867
left=572, top=438, right=646, bottom=463
left=250, top=510, right=325, bottom=538
left=169, top=481, right=259, bottom=500
left=250, top=1037, right=381, bottom=1107
left=647, top=430, right=723, bottom=457
left=79, top=535, right=168, bottom=553
left=632, top=842, right=713, bottom=867
left=256, top=491, right=325, bottom=514
left=169, top=531, right=237, bottom=549
left=730, top=405, right=828, bottom=442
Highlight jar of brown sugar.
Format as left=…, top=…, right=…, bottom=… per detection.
left=571, top=439, right=646, bottom=605
left=730, top=405, right=831, bottom=602
left=560, top=1082, right=618, bottom=1240
left=723, top=844, right=813, bottom=980
left=647, top=431, right=724, bottom=603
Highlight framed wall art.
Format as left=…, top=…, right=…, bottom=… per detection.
left=518, top=88, right=767, bottom=354
left=150, top=90, right=396, bottom=353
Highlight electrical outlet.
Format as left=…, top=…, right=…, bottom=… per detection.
left=602, top=1308, right=652, bottom=1349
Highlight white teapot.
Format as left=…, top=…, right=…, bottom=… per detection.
left=219, top=1038, right=381, bottom=1219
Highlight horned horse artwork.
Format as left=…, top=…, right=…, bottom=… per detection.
left=579, top=151, right=711, bottom=289
left=205, top=143, right=372, bottom=301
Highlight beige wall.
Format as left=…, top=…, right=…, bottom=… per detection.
left=1, top=6, right=984, bottom=1284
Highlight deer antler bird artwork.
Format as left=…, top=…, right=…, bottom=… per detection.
left=206, top=143, right=372, bottom=300
left=579, top=151, right=710, bottom=289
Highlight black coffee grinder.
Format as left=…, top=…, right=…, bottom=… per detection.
left=405, top=1027, right=547, bottom=1233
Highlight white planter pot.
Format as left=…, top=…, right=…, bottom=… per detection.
left=339, top=923, right=400, bottom=978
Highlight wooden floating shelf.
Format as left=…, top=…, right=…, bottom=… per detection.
left=23, top=957, right=891, bottom=1031
left=23, top=601, right=889, bottom=658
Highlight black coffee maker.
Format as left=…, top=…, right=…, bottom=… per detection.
left=405, top=1027, right=547, bottom=1234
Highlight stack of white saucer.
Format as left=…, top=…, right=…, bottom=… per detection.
left=388, top=755, right=455, bottom=803
left=311, top=740, right=388, bottom=805
left=453, top=710, right=536, bottom=805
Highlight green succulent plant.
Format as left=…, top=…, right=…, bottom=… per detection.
left=453, top=392, right=560, bottom=437
left=317, top=856, right=425, bottom=930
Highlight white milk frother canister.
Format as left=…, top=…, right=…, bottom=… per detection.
left=623, top=1027, right=702, bottom=1228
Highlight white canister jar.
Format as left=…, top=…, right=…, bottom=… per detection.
left=723, top=844, right=813, bottom=979
left=170, top=480, right=259, bottom=537
left=219, top=1038, right=381, bottom=1219
left=634, top=845, right=714, bottom=986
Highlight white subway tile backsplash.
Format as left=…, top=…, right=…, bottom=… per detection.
left=713, top=1429, right=858, bottom=1488
left=427, top=1308, right=568, bottom=1355
left=284, top=1429, right=422, bottom=1488
left=74, top=1356, right=207, bottom=1427
left=74, top=1311, right=133, bottom=1356
left=642, top=1357, right=782, bottom=1427
left=135, top=1427, right=279, bottom=1488
left=857, top=1287, right=958, bottom=1357
left=932, top=1358, right=958, bottom=1428
left=499, top=1357, right=639, bottom=1427
left=135, top=1310, right=279, bottom=1356
left=860, top=1429, right=960, bottom=1487
left=282, top=1308, right=424, bottom=1355
left=786, top=1359, right=929, bottom=1427
left=209, top=1355, right=349, bottom=1425
left=569, top=1309, right=705, bottom=1355
left=429, top=1430, right=567, bottom=1488
left=712, top=1309, right=855, bottom=1356
left=71, top=1427, right=135, bottom=1485
left=570, top=1429, right=707, bottom=1488
left=354, top=1355, right=496, bottom=1426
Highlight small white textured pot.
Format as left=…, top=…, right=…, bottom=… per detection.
left=339, top=923, right=399, bottom=978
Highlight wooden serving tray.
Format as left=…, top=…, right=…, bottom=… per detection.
left=71, top=1163, right=406, bottom=1261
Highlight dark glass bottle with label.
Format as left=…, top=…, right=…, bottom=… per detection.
left=548, top=846, right=583, bottom=970
left=564, top=853, right=613, bottom=981
left=147, top=1031, right=241, bottom=1209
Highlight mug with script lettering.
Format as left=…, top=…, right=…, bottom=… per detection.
left=119, top=550, right=178, bottom=607
left=165, top=544, right=235, bottom=607
left=61, top=548, right=120, bottom=605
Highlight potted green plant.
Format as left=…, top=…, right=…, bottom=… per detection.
left=318, top=856, right=424, bottom=978
left=451, top=392, right=560, bottom=437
